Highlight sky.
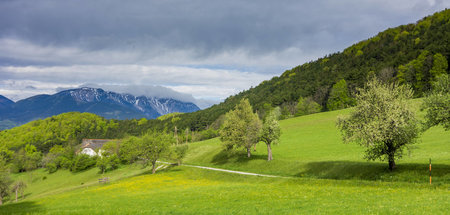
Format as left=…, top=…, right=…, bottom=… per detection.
left=0, top=0, right=448, bottom=108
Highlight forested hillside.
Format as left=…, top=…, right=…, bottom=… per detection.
left=121, top=9, right=450, bottom=133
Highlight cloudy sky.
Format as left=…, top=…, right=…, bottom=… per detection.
left=0, top=0, right=448, bottom=108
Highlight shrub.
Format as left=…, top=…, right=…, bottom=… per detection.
left=71, top=154, right=96, bottom=172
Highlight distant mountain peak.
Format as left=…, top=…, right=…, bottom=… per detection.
left=0, top=88, right=200, bottom=128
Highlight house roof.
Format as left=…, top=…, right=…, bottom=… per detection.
left=81, top=139, right=114, bottom=150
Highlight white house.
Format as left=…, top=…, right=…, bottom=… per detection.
left=79, top=139, right=113, bottom=156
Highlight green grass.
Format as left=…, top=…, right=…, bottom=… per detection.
left=1, top=99, right=449, bottom=214
left=9, top=164, right=149, bottom=201
left=184, top=100, right=450, bottom=184
left=1, top=166, right=449, bottom=215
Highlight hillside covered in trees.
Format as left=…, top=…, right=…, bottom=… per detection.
left=122, top=9, right=450, bottom=133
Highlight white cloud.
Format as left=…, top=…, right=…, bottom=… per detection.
left=0, top=64, right=271, bottom=108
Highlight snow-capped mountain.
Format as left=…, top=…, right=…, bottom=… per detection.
left=0, top=87, right=200, bottom=127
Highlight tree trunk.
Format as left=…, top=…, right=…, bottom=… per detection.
left=247, top=148, right=251, bottom=158
left=386, top=140, right=396, bottom=171
left=0, top=196, right=3, bottom=205
left=152, top=161, right=156, bottom=174
left=388, top=154, right=396, bottom=171
left=15, top=188, right=18, bottom=202
left=267, top=143, right=273, bottom=161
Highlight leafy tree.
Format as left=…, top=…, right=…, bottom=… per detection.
left=24, top=144, right=42, bottom=172
left=422, top=74, right=450, bottom=130
left=430, top=53, right=448, bottom=82
left=96, top=151, right=120, bottom=174
left=0, top=157, right=12, bottom=205
left=220, top=99, right=262, bottom=157
left=11, top=181, right=26, bottom=202
left=327, top=79, right=355, bottom=111
left=96, top=156, right=108, bottom=174
left=337, top=78, right=420, bottom=171
left=171, top=144, right=189, bottom=165
left=139, top=132, right=173, bottom=174
left=71, top=154, right=96, bottom=172
left=119, top=136, right=141, bottom=164
left=296, top=97, right=321, bottom=116
left=260, top=107, right=281, bottom=161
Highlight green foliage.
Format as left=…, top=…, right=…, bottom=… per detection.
left=157, top=112, right=183, bottom=121
left=11, top=145, right=42, bottom=173
left=71, top=154, right=97, bottom=172
left=430, top=53, right=448, bottom=81
left=219, top=99, right=262, bottom=157
left=119, top=136, right=141, bottom=164
left=0, top=112, right=118, bottom=153
left=96, top=153, right=120, bottom=174
left=0, top=157, right=12, bottom=205
left=11, top=180, right=26, bottom=202
left=140, top=132, right=173, bottom=173
left=337, top=78, right=420, bottom=170
left=422, top=74, right=450, bottom=130
left=296, top=97, right=321, bottom=116
left=171, top=144, right=189, bottom=165
left=327, top=79, right=355, bottom=110
left=260, top=107, right=281, bottom=161
left=119, top=132, right=174, bottom=174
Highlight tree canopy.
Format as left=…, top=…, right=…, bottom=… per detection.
left=220, top=99, right=262, bottom=157
left=337, top=78, right=420, bottom=171
left=422, top=74, right=450, bottom=130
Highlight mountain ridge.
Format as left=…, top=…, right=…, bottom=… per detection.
left=0, top=87, right=200, bottom=128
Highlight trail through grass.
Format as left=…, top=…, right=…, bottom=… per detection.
left=1, top=167, right=449, bottom=214
left=184, top=101, right=450, bottom=184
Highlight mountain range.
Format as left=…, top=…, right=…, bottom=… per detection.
left=0, top=87, right=200, bottom=129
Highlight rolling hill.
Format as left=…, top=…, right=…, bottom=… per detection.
left=1, top=100, right=448, bottom=214
left=149, top=9, right=450, bottom=132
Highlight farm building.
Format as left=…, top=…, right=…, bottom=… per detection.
left=79, top=139, right=114, bottom=156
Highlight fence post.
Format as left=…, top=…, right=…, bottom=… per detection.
left=429, top=158, right=432, bottom=185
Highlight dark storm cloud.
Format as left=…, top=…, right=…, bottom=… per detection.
left=0, top=0, right=448, bottom=104
left=1, top=0, right=447, bottom=63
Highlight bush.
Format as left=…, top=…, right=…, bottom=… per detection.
left=59, top=157, right=72, bottom=169
left=71, top=154, right=96, bottom=172
left=46, top=162, right=57, bottom=173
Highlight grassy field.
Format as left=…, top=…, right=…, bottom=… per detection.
left=1, top=99, right=449, bottom=214
left=1, top=166, right=449, bottom=214
left=184, top=104, right=450, bottom=184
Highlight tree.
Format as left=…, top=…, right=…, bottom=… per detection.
left=327, top=79, right=355, bottom=110
left=133, top=132, right=174, bottom=174
left=11, top=181, right=26, bottom=202
left=429, top=53, right=448, bottom=82
left=171, top=144, right=189, bottom=165
left=261, top=107, right=281, bottom=161
left=422, top=74, right=450, bottom=130
left=220, top=99, right=262, bottom=157
left=337, top=78, right=420, bottom=171
left=0, top=157, right=12, bottom=205
left=296, top=97, right=321, bottom=116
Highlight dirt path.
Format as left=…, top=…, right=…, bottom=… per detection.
left=158, top=161, right=292, bottom=178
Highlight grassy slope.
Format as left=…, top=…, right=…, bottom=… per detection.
left=9, top=164, right=150, bottom=201
left=1, top=99, right=449, bottom=214
left=2, top=167, right=449, bottom=215
left=184, top=100, right=450, bottom=183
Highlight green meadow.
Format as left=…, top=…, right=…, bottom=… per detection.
left=1, top=100, right=449, bottom=214
left=1, top=167, right=449, bottom=215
